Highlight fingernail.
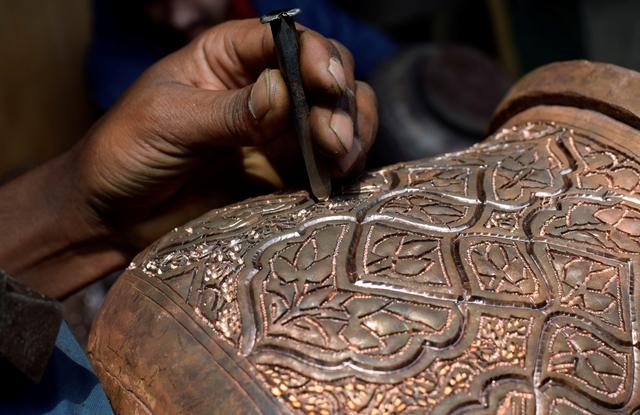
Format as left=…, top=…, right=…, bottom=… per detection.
left=328, top=57, right=347, bottom=92
left=249, top=69, right=273, bottom=120
left=330, top=109, right=354, bottom=154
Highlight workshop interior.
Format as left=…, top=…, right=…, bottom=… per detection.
left=3, top=0, right=640, bottom=414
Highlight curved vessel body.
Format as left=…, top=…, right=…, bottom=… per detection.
left=89, top=61, right=640, bottom=414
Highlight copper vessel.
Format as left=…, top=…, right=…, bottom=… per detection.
left=88, top=61, right=640, bottom=414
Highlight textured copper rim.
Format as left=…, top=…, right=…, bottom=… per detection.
left=490, top=60, right=640, bottom=133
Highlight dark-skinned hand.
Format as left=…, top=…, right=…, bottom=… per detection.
left=0, top=19, right=377, bottom=298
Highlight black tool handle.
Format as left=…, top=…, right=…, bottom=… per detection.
left=267, top=16, right=332, bottom=201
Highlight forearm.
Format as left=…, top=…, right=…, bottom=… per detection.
left=0, top=151, right=128, bottom=299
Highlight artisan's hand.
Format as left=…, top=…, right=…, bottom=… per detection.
left=0, top=19, right=377, bottom=298
left=80, top=19, right=375, bottom=241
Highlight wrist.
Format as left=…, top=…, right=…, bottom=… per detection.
left=0, top=151, right=129, bottom=298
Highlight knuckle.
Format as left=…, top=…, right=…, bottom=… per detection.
left=329, top=39, right=354, bottom=68
left=222, top=87, right=273, bottom=145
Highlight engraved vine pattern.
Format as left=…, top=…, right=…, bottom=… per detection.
left=130, top=121, right=640, bottom=414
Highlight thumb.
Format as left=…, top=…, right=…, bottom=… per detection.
left=177, top=68, right=291, bottom=147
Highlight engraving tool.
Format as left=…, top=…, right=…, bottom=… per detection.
left=260, top=8, right=332, bottom=201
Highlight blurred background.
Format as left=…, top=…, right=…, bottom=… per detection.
left=2, top=0, right=640, bottom=345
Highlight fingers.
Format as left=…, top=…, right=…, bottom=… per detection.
left=202, top=68, right=292, bottom=146
left=309, top=107, right=353, bottom=157
left=355, top=81, right=378, bottom=157
left=141, top=68, right=292, bottom=148
left=309, top=81, right=377, bottom=177
left=328, top=39, right=356, bottom=97
left=189, top=20, right=352, bottom=99
left=302, top=36, right=361, bottom=171
left=343, top=81, right=378, bottom=176
left=146, top=19, right=377, bottom=172
left=185, top=19, right=278, bottom=88
left=306, top=39, right=375, bottom=177
left=298, top=31, right=355, bottom=103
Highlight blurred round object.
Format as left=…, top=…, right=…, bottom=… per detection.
left=369, top=44, right=511, bottom=166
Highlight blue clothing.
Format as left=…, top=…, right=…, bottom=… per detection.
left=88, top=0, right=397, bottom=112
left=0, top=323, right=113, bottom=415
left=252, top=0, right=397, bottom=77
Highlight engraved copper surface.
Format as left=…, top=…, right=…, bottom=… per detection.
left=90, top=116, right=640, bottom=414
left=89, top=62, right=640, bottom=414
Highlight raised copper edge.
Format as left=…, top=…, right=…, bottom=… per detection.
left=489, top=60, right=640, bottom=133
left=88, top=270, right=280, bottom=415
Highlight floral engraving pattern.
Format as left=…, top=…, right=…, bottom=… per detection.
left=549, top=250, right=627, bottom=332
left=359, top=224, right=454, bottom=293
left=542, top=322, right=633, bottom=404
left=468, top=241, right=538, bottom=298
left=407, top=166, right=475, bottom=197
left=251, top=224, right=461, bottom=372
left=490, top=138, right=567, bottom=203
left=567, top=133, right=640, bottom=201
left=538, top=201, right=640, bottom=254
left=129, top=121, right=640, bottom=413
left=377, top=194, right=472, bottom=229
left=255, top=313, right=533, bottom=414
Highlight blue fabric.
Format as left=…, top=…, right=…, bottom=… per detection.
left=251, top=0, right=397, bottom=78
left=88, top=0, right=397, bottom=112
left=0, top=322, right=113, bottom=415
left=88, top=0, right=169, bottom=112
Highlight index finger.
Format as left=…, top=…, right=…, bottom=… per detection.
left=179, top=19, right=345, bottom=98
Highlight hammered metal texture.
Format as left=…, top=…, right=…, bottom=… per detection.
left=90, top=108, right=640, bottom=414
